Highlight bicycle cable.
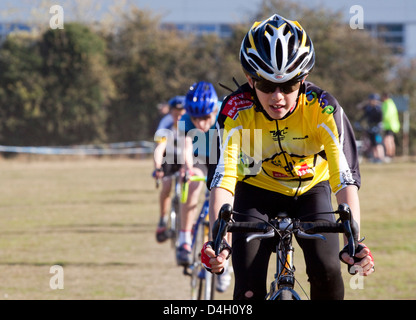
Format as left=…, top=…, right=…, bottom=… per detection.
left=230, top=210, right=281, bottom=234
left=231, top=211, right=298, bottom=277
left=295, top=278, right=310, bottom=300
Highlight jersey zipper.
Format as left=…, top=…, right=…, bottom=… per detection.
left=274, top=120, right=302, bottom=198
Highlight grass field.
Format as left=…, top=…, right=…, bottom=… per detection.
left=0, top=157, right=415, bottom=300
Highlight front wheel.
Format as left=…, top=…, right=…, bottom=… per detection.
left=270, top=287, right=301, bottom=300
left=190, top=221, right=215, bottom=300
left=279, top=288, right=294, bottom=300
left=168, top=196, right=180, bottom=249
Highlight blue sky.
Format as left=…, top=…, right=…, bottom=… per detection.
left=0, top=0, right=263, bottom=24
left=1, top=0, right=412, bottom=26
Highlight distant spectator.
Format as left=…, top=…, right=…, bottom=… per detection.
left=361, top=93, right=385, bottom=163
left=381, top=92, right=400, bottom=161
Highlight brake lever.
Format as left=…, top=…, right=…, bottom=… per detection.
left=336, top=203, right=357, bottom=257
left=246, top=229, right=275, bottom=242
left=295, top=230, right=326, bottom=241
left=342, top=220, right=356, bottom=257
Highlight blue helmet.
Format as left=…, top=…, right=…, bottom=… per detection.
left=185, top=81, right=218, bottom=117
left=168, top=95, right=185, bottom=109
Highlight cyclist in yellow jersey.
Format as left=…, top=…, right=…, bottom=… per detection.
left=201, top=14, right=375, bottom=300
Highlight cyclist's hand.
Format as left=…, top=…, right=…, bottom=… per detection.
left=153, top=168, right=164, bottom=180
left=201, top=241, right=230, bottom=274
left=340, top=243, right=375, bottom=276
left=180, top=167, right=194, bottom=180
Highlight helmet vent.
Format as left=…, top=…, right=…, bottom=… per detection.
left=248, top=59, right=259, bottom=70
left=265, top=24, right=275, bottom=36
left=262, top=36, right=271, bottom=62
left=244, top=36, right=252, bottom=49
left=276, top=39, right=283, bottom=70
left=305, top=35, right=311, bottom=49
left=249, top=53, right=273, bottom=74
left=283, top=24, right=291, bottom=36
left=287, top=52, right=308, bottom=74
left=287, top=35, right=295, bottom=59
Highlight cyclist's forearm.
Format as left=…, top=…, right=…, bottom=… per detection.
left=335, top=185, right=361, bottom=242
left=208, top=187, right=234, bottom=240
left=183, top=136, right=194, bottom=172
left=153, top=142, right=166, bottom=169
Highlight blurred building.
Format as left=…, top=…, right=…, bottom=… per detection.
left=0, top=22, right=31, bottom=43
left=298, top=0, right=416, bottom=58
left=0, top=0, right=415, bottom=59
left=161, top=22, right=233, bottom=38
left=146, top=0, right=416, bottom=59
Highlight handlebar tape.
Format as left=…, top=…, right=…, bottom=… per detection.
left=227, top=222, right=270, bottom=233
left=301, top=221, right=344, bottom=234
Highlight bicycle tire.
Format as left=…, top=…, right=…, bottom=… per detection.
left=174, top=197, right=181, bottom=247
left=201, top=221, right=215, bottom=300
left=168, top=196, right=180, bottom=249
left=190, top=220, right=215, bottom=300
left=190, top=219, right=204, bottom=300
left=279, top=288, right=294, bottom=300
left=202, top=269, right=215, bottom=300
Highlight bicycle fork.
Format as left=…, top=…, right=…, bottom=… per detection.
left=267, top=238, right=301, bottom=300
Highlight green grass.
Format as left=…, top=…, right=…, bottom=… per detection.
left=0, top=157, right=415, bottom=299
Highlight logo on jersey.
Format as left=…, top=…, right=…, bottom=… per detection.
left=297, top=162, right=311, bottom=177
left=293, top=135, right=309, bottom=140
left=210, top=172, right=224, bottom=188
left=305, top=90, right=335, bottom=114
left=270, top=127, right=288, bottom=141
left=272, top=171, right=288, bottom=178
left=341, top=170, right=355, bottom=184
left=221, top=92, right=252, bottom=120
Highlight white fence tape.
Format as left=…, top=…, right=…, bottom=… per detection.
left=0, top=141, right=155, bottom=155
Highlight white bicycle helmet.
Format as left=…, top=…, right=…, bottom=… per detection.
left=240, top=14, right=315, bottom=83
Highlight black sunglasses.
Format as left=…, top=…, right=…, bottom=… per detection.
left=253, top=78, right=301, bottom=94
left=190, top=114, right=212, bottom=121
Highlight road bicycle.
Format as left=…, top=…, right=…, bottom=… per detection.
left=156, top=171, right=182, bottom=249
left=213, top=203, right=360, bottom=300
left=181, top=173, right=216, bottom=300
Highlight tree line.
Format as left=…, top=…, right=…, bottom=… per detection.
left=0, top=0, right=414, bottom=154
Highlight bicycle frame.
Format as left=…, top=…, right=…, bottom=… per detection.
left=266, top=219, right=301, bottom=300
left=190, top=189, right=210, bottom=252
left=182, top=176, right=209, bottom=251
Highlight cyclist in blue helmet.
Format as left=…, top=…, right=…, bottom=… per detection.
left=176, top=81, right=220, bottom=265
left=184, top=81, right=218, bottom=118
left=153, top=96, right=186, bottom=242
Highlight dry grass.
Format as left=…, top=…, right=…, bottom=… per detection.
left=0, top=157, right=415, bottom=300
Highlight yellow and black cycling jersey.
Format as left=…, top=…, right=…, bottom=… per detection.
left=208, top=81, right=361, bottom=197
